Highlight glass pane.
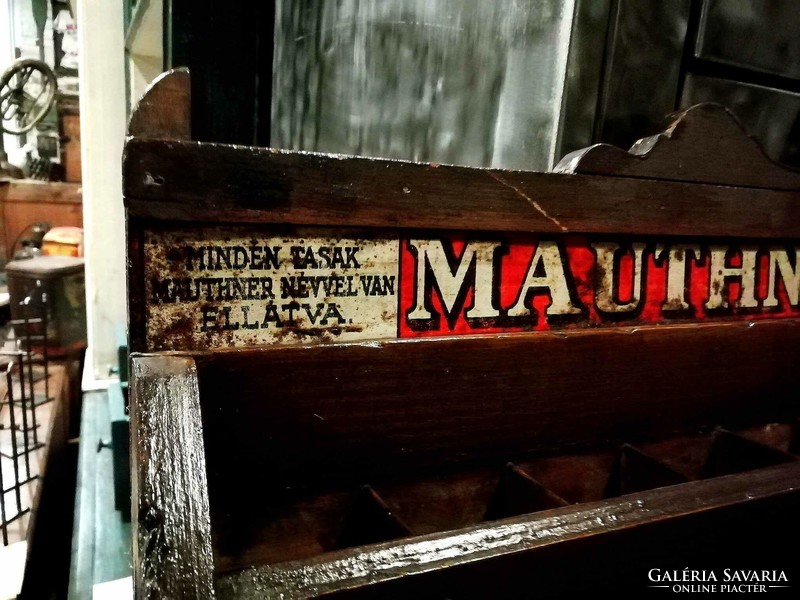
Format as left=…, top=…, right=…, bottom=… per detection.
left=271, top=0, right=576, bottom=172
left=682, top=74, right=800, bottom=168
left=597, top=0, right=689, bottom=150
left=697, top=0, right=800, bottom=80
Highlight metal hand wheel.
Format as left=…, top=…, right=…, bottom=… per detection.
left=0, top=58, right=57, bottom=135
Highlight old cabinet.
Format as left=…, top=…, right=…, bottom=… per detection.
left=126, top=70, right=800, bottom=598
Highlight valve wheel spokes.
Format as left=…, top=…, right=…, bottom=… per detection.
left=0, top=59, right=57, bottom=135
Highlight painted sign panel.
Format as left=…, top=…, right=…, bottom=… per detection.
left=143, top=227, right=800, bottom=350
left=144, top=228, right=398, bottom=349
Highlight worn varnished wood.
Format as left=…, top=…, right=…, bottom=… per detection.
left=179, top=319, right=800, bottom=574
left=214, top=461, right=800, bottom=599
left=194, top=320, right=800, bottom=481
left=124, top=138, right=800, bottom=239
left=554, top=103, right=800, bottom=190
left=130, top=356, right=215, bottom=599
left=0, top=180, right=83, bottom=204
left=127, top=68, right=191, bottom=141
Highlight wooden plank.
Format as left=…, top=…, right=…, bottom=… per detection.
left=68, top=392, right=102, bottom=600
left=192, top=319, right=800, bottom=482
left=214, top=461, right=800, bottom=598
left=130, top=355, right=214, bottom=599
left=68, top=390, right=132, bottom=597
left=127, top=68, right=191, bottom=141
left=0, top=181, right=83, bottom=205
left=178, top=319, right=800, bottom=573
left=123, top=139, right=800, bottom=239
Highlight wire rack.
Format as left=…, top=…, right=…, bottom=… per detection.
left=0, top=284, right=52, bottom=546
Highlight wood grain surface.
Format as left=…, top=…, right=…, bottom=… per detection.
left=174, top=319, right=800, bottom=575
left=215, top=461, right=800, bottom=599
left=127, top=67, right=191, bottom=141
left=130, top=356, right=215, bottom=599
left=124, top=139, right=800, bottom=239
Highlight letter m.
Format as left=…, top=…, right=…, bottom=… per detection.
left=151, top=278, right=174, bottom=303
left=407, top=240, right=499, bottom=320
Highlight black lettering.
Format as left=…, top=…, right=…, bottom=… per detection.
left=331, top=247, right=345, bottom=269
left=317, top=246, right=331, bottom=268
left=320, top=276, right=333, bottom=295
left=214, top=247, right=232, bottom=270
left=260, top=277, right=274, bottom=299
left=199, top=278, right=216, bottom=300
left=220, top=306, right=239, bottom=330
left=282, top=301, right=301, bottom=324
left=185, top=246, right=207, bottom=270
left=360, top=275, right=373, bottom=296
left=307, top=276, right=324, bottom=296
left=200, top=306, right=217, bottom=331
left=302, top=303, right=326, bottom=324
left=321, top=303, right=346, bottom=325
left=345, top=246, right=361, bottom=268
left=241, top=305, right=258, bottom=329
left=303, top=247, right=319, bottom=269
left=249, top=245, right=263, bottom=269
left=246, top=277, right=260, bottom=299
left=217, top=278, right=230, bottom=300
left=186, top=244, right=280, bottom=272
left=382, top=275, right=395, bottom=295
left=260, top=304, right=283, bottom=328
left=232, top=246, right=249, bottom=269
left=151, top=278, right=175, bottom=303
left=346, top=275, right=358, bottom=296
left=296, top=276, right=310, bottom=298
left=333, top=275, right=344, bottom=295
left=230, top=278, right=246, bottom=300
left=280, top=276, right=295, bottom=299
left=290, top=246, right=304, bottom=268
left=172, top=278, right=199, bottom=302
left=264, top=246, right=280, bottom=270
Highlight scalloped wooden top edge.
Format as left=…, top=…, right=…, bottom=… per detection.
left=554, top=103, right=800, bottom=191
left=127, top=67, right=191, bottom=141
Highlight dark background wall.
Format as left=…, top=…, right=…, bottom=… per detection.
left=166, top=0, right=275, bottom=146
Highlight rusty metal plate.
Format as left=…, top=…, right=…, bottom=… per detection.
left=142, top=227, right=800, bottom=351
left=144, top=228, right=398, bottom=349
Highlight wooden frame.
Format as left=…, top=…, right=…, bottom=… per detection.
left=126, top=70, right=800, bottom=598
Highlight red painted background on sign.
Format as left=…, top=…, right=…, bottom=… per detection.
left=398, top=235, right=800, bottom=339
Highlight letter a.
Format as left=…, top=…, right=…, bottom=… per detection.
left=508, top=241, right=581, bottom=317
